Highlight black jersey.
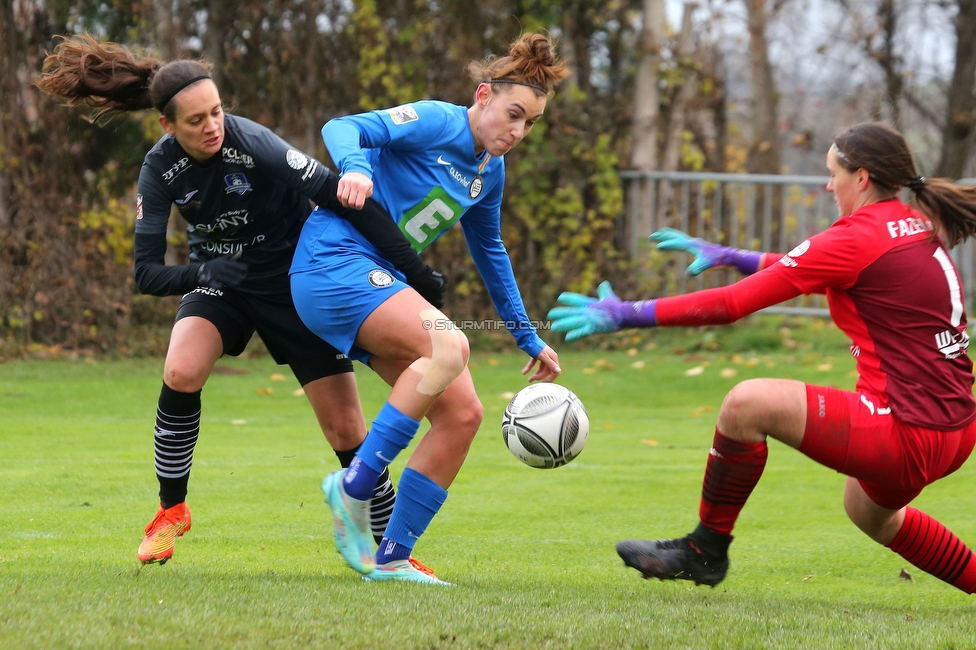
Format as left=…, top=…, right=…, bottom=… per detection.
left=136, top=114, right=331, bottom=294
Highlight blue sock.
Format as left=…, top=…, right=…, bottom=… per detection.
left=377, top=538, right=413, bottom=563
left=378, top=467, right=447, bottom=563
left=342, top=456, right=379, bottom=501
left=343, top=402, right=420, bottom=500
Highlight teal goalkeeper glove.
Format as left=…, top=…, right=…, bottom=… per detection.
left=650, top=227, right=763, bottom=276
left=548, top=281, right=643, bottom=342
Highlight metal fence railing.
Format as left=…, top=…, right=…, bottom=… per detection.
left=621, top=171, right=976, bottom=318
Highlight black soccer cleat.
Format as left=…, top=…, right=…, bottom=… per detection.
left=616, top=524, right=731, bottom=587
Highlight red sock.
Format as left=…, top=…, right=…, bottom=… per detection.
left=698, top=429, right=768, bottom=535
left=887, top=507, right=976, bottom=594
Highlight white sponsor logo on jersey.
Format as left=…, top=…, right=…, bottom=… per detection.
left=450, top=167, right=470, bottom=188
left=175, top=189, right=199, bottom=206
left=780, top=239, right=810, bottom=268
left=222, top=147, right=255, bottom=168
left=936, top=328, right=970, bottom=360
left=286, top=149, right=309, bottom=171
left=162, top=157, right=190, bottom=183
left=437, top=155, right=452, bottom=165
left=386, top=105, right=419, bottom=125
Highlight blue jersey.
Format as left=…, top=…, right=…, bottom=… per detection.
left=292, top=100, right=544, bottom=357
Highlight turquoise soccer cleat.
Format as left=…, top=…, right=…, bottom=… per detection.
left=361, top=558, right=453, bottom=585
left=321, top=470, right=376, bottom=575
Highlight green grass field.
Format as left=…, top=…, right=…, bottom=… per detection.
left=2, top=334, right=975, bottom=648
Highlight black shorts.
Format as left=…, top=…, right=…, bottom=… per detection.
left=175, top=285, right=353, bottom=385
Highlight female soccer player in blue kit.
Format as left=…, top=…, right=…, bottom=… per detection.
left=37, top=35, right=445, bottom=565
left=291, top=33, right=568, bottom=584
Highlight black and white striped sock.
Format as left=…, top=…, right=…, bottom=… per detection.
left=369, top=470, right=395, bottom=544
left=335, top=446, right=396, bottom=544
left=154, top=383, right=201, bottom=509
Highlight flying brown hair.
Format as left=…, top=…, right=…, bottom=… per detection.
left=36, top=34, right=212, bottom=122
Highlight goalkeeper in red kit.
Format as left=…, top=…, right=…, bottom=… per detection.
left=549, top=122, right=976, bottom=593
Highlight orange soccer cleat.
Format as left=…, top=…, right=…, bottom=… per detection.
left=137, top=502, right=192, bottom=565
left=408, top=556, right=436, bottom=576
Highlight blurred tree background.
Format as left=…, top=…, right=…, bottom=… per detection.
left=2, top=0, right=975, bottom=357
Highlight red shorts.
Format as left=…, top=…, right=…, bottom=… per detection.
left=799, top=384, right=976, bottom=509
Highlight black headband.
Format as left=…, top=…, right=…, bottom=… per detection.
left=155, top=75, right=212, bottom=112
left=489, top=78, right=546, bottom=94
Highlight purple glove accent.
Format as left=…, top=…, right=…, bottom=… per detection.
left=603, top=299, right=657, bottom=328
left=718, top=247, right=763, bottom=275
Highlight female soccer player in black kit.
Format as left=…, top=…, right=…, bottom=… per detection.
left=37, top=35, right=445, bottom=565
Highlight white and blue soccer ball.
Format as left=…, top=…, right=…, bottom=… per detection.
left=502, top=383, right=588, bottom=469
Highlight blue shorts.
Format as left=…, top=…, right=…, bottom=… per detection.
left=290, top=210, right=408, bottom=363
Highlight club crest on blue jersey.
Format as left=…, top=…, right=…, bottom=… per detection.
left=224, top=173, right=252, bottom=195
left=469, top=175, right=484, bottom=200
left=368, top=269, right=395, bottom=288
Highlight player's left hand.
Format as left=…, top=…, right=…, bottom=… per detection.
left=523, top=345, right=561, bottom=382
left=336, top=171, right=373, bottom=209
left=547, top=281, right=624, bottom=341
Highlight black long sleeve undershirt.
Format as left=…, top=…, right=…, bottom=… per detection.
left=133, top=231, right=202, bottom=296
left=133, top=173, right=427, bottom=297
left=309, top=173, right=426, bottom=277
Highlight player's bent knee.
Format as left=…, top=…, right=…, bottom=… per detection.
left=162, top=362, right=209, bottom=393
left=716, top=379, right=767, bottom=437
left=410, top=309, right=469, bottom=395
left=322, top=411, right=367, bottom=445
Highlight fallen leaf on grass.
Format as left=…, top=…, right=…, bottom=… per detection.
left=817, top=363, right=833, bottom=371
left=690, top=405, right=715, bottom=418
left=641, top=439, right=659, bottom=446
left=899, top=568, right=914, bottom=582
left=719, top=368, right=738, bottom=378
left=270, top=373, right=286, bottom=381
left=499, top=391, right=516, bottom=400
left=257, top=388, right=273, bottom=395
left=631, top=361, right=646, bottom=369
left=803, top=574, right=814, bottom=581
left=292, top=388, right=305, bottom=397
left=684, top=366, right=705, bottom=376
left=231, top=419, right=247, bottom=426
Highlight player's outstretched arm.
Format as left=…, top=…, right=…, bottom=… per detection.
left=548, top=269, right=802, bottom=341
left=650, top=227, right=780, bottom=276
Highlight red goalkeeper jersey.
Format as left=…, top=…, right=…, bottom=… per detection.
left=657, top=198, right=975, bottom=429
left=769, top=199, right=975, bottom=429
